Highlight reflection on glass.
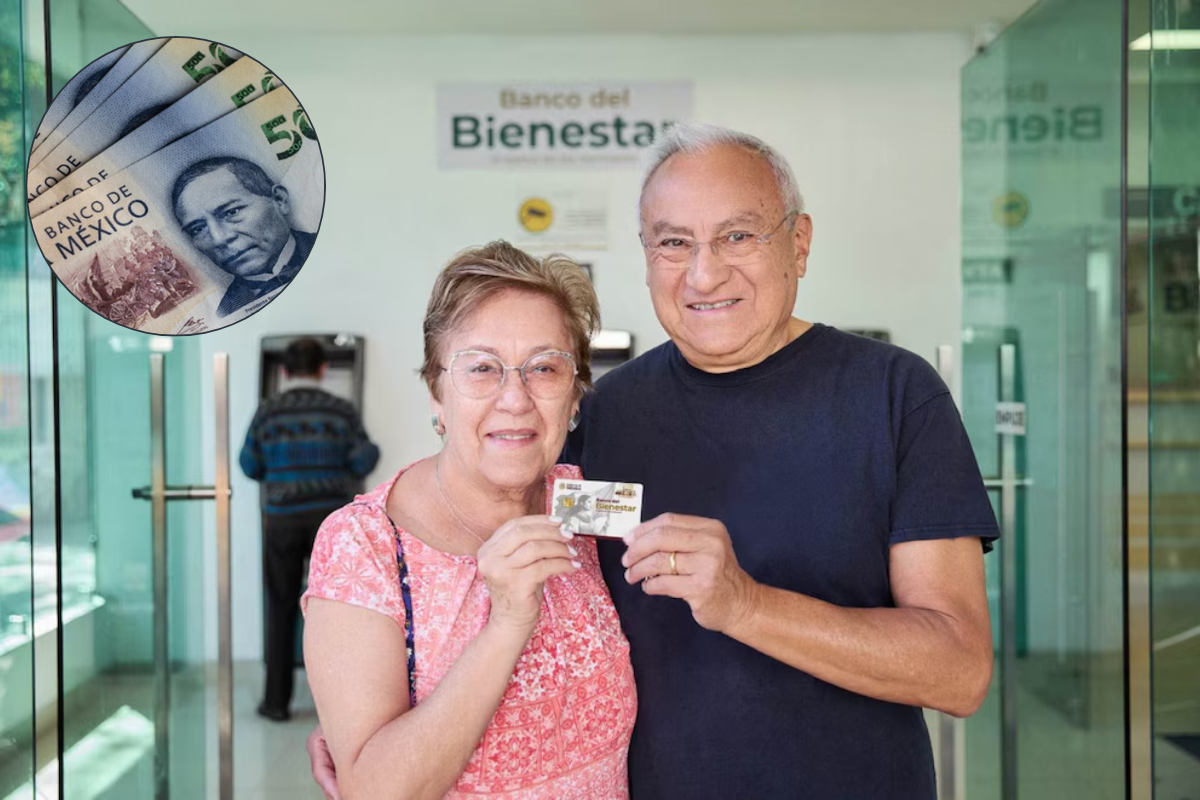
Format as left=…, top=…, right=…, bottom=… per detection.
left=1145, top=0, right=1200, bottom=792
left=14, top=3, right=212, bottom=799
left=0, top=0, right=38, bottom=795
left=961, top=0, right=1127, bottom=796
left=41, top=4, right=216, bottom=797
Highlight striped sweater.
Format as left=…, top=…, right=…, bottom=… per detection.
left=239, top=387, right=380, bottom=515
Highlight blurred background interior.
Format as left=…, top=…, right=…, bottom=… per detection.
left=0, top=0, right=1197, bottom=797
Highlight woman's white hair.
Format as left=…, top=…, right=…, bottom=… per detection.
left=639, top=122, right=805, bottom=215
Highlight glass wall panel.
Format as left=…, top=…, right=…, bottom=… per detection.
left=960, top=0, right=1128, bottom=796
left=0, top=0, right=39, bottom=795
left=31, top=3, right=211, bottom=798
left=1145, top=0, right=1200, bottom=795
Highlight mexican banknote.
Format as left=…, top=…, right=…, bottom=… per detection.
left=30, top=46, right=128, bottom=154
left=27, top=38, right=244, bottom=206
left=29, top=39, right=163, bottom=168
left=28, top=54, right=278, bottom=217
left=33, top=85, right=323, bottom=335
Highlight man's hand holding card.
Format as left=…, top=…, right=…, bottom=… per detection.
left=621, top=512, right=761, bottom=635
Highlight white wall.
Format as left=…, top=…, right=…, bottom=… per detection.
left=191, top=33, right=973, bottom=660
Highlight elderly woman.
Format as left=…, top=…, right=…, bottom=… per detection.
left=302, top=241, right=637, bottom=799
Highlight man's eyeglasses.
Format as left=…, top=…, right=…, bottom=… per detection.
left=442, top=350, right=578, bottom=400
left=640, top=211, right=799, bottom=267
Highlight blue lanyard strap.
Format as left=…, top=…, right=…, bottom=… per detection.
left=353, top=502, right=417, bottom=707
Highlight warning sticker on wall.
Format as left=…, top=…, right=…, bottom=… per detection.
left=519, top=198, right=554, bottom=233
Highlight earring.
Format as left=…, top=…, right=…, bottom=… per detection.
left=568, top=413, right=580, bottom=433
left=431, top=414, right=445, bottom=436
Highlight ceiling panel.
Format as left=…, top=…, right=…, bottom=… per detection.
left=121, top=0, right=1039, bottom=37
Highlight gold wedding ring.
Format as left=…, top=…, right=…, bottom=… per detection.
left=669, top=551, right=678, bottom=576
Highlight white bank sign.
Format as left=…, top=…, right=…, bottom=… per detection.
left=437, top=81, right=694, bottom=170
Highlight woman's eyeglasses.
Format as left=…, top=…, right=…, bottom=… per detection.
left=442, top=350, right=578, bottom=399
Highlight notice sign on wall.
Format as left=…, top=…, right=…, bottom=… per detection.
left=994, top=402, right=1027, bottom=435
left=513, top=189, right=608, bottom=252
left=437, top=81, right=693, bottom=170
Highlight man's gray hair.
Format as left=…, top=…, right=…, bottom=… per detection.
left=640, top=122, right=805, bottom=215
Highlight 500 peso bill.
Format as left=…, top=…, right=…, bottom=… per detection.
left=30, top=46, right=128, bottom=154
left=27, top=38, right=243, bottom=205
left=29, top=55, right=279, bottom=218
left=33, top=86, right=324, bottom=335
left=29, top=40, right=164, bottom=168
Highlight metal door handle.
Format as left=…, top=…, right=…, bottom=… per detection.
left=149, top=355, right=168, bottom=800
left=214, top=353, right=233, bottom=800
left=983, top=477, right=1033, bottom=490
left=131, top=485, right=229, bottom=501
left=933, top=344, right=963, bottom=800
left=934, top=343, right=1029, bottom=800
left=132, top=353, right=234, bottom=800
left=997, top=343, right=1019, bottom=800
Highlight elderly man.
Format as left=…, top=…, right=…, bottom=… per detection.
left=171, top=155, right=315, bottom=319
left=308, top=123, right=996, bottom=799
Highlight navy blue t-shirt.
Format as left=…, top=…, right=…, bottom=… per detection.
left=565, top=324, right=999, bottom=799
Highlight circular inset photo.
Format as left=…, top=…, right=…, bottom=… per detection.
left=27, top=37, right=324, bottom=335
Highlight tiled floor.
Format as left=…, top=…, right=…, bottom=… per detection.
left=1157, top=740, right=1200, bottom=800
left=149, top=660, right=1200, bottom=798
left=3, top=659, right=1197, bottom=798
left=0, top=663, right=327, bottom=800
left=205, top=668, right=1200, bottom=800
left=214, top=662, right=328, bottom=800
left=962, top=689, right=1200, bottom=800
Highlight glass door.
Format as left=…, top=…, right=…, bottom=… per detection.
left=9, top=1, right=231, bottom=797
left=1138, top=0, right=1200, bottom=795
left=960, top=0, right=1128, bottom=797
left=65, top=330, right=216, bottom=800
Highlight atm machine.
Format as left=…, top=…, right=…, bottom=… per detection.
left=844, top=329, right=891, bottom=343
left=258, top=332, right=366, bottom=410
left=591, top=329, right=635, bottom=380
left=256, top=332, right=366, bottom=666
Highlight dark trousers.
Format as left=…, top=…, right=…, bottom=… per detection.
left=262, top=506, right=332, bottom=711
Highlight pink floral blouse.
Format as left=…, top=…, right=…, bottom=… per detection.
left=302, top=462, right=637, bottom=799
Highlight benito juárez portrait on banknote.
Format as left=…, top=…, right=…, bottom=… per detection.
left=171, top=155, right=315, bottom=320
